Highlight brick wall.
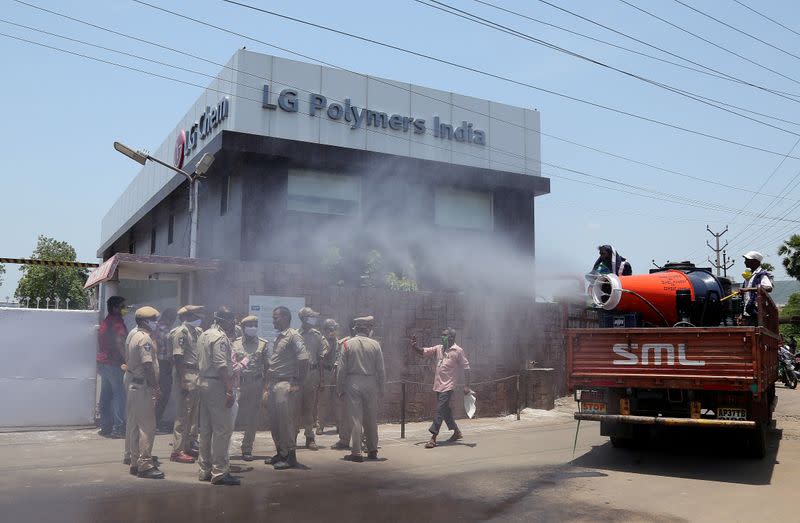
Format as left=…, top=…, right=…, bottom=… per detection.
left=196, top=261, right=590, bottom=422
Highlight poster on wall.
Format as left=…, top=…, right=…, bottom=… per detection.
left=248, top=295, right=306, bottom=342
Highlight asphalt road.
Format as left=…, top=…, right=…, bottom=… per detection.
left=1, top=390, right=799, bottom=522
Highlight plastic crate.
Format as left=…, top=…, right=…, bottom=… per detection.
left=598, top=311, right=641, bottom=328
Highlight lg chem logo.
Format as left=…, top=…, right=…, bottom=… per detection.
left=181, top=96, right=230, bottom=162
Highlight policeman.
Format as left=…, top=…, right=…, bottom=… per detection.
left=297, top=306, right=324, bottom=451
left=336, top=316, right=385, bottom=462
left=197, top=306, right=240, bottom=486
left=232, top=315, right=267, bottom=461
left=331, top=319, right=355, bottom=451
left=264, top=306, right=308, bottom=470
left=124, top=306, right=165, bottom=479
left=316, top=319, right=339, bottom=436
left=170, top=305, right=204, bottom=464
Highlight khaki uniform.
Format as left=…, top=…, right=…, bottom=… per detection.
left=231, top=335, right=267, bottom=455
left=336, top=335, right=385, bottom=455
left=334, top=336, right=352, bottom=445
left=171, top=323, right=202, bottom=454
left=265, top=328, right=308, bottom=458
left=197, top=324, right=234, bottom=481
left=124, top=327, right=160, bottom=472
left=298, top=326, right=324, bottom=441
left=317, top=336, right=338, bottom=432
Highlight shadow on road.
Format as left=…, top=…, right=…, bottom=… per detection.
left=571, top=426, right=782, bottom=485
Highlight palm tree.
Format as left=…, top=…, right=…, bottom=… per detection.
left=778, top=234, right=800, bottom=280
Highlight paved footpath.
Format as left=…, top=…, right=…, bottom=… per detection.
left=1, top=390, right=799, bottom=522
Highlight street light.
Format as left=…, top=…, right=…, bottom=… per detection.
left=113, top=141, right=215, bottom=258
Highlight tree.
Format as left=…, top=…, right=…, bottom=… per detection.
left=14, top=236, right=89, bottom=309
left=778, top=234, right=800, bottom=280
left=0, top=263, right=4, bottom=287
left=780, top=292, right=800, bottom=339
left=761, top=262, right=775, bottom=272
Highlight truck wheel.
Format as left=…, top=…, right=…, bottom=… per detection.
left=747, top=423, right=767, bottom=459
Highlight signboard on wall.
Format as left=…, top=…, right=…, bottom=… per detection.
left=248, top=295, right=306, bottom=342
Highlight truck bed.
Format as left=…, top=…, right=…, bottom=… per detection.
left=567, top=326, right=779, bottom=398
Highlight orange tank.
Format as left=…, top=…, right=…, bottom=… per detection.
left=591, top=270, right=695, bottom=326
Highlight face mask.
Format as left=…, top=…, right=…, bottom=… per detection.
left=145, top=320, right=158, bottom=331
left=120, top=307, right=129, bottom=316
left=442, top=336, right=450, bottom=346
left=244, top=326, right=258, bottom=337
left=742, top=269, right=753, bottom=280
left=187, top=319, right=202, bottom=328
left=306, top=317, right=318, bottom=326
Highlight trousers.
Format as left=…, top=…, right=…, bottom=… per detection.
left=172, top=370, right=199, bottom=453
left=429, top=390, right=458, bottom=436
left=198, top=379, right=233, bottom=481
left=125, top=380, right=156, bottom=471
left=267, top=380, right=298, bottom=458
left=299, top=368, right=321, bottom=440
left=236, top=377, right=264, bottom=454
left=98, top=363, right=126, bottom=434
left=345, top=374, right=378, bottom=456
left=155, top=360, right=173, bottom=425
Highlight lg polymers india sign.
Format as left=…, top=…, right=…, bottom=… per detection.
left=262, top=84, right=487, bottom=145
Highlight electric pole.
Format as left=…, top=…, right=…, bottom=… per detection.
left=720, top=249, right=735, bottom=279
left=706, top=225, right=729, bottom=276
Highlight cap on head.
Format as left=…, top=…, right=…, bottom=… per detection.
left=241, top=315, right=258, bottom=325
left=178, top=305, right=205, bottom=316
left=298, top=307, right=320, bottom=319
left=322, top=318, right=338, bottom=330
left=213, top=306, right=235, bottom=323
left=353, top=316, right=374, bottom=329
left=743, top=251, right=764, bottom=262
left=135, top=306, right=160, bottom=321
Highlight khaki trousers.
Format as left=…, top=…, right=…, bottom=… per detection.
left=299, top=368, right=320, bottom=440
left=267, top=380, right=297, bottom=458
left=123, top=371, right=131, bottom=462
left=198, top=379, right=233, bottom=480
left=172, top=370, right=199, bottom=453
left=125, top=380, right=157, bottom=471
left=345, top=374, right=378, bottom=456
left=317, top=368, right=336, bottom=431
left=236, top=377, right=264, bottom=454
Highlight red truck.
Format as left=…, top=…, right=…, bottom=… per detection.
left=568, top=270, right=779, bottom=458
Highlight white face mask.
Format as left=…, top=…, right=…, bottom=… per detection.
left=244, top=326, right=258, bottom=337
left=306, top=317, right=318, bottom=326
left=145, top=320, right=158, bottom=332
left=187, top=319, right=202, bottom=328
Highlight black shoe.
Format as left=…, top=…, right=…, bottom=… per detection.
left=109, top=431, right=125, bottom=440
left=273, top=460, right=291, bottom=470
left=138, top=467, right=165, bottom=479
left=211, top=473, right=241, bottom=486
left=129, top=465, right=138, bottom=476
left=288, top=450, right=298, bottom=467
left=367, top=451, right=378, bottom=460
left=264, top=454, right=280, bottom=465
left=306, top=438, right=319, bottom=451
left=199, top=471, right=212, bottom=482
left=98, top=428, right=112, bottom=437
left=331, top=441, right=350, bottom=450
left=123, top=457, right=131, bottom=465
left=242, top=452, right=254, bottom=462
left=343, top=454, right=364, bottom=463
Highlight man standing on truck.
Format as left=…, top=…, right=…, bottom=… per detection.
left=591, top=245, right=633, bottom=276
left=739, top=251, right=773, bottom=326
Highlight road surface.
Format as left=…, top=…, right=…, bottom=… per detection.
left=1, top=389, right=798, bottom=522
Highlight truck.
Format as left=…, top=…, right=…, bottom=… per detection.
left=568, top=264, right=779, bottom=458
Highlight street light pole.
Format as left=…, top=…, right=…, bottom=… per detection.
left=113, top=142, right=213, bottom=259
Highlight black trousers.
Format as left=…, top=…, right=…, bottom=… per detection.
left=429, top=390, right=458, bottom=436
left=155, top=360, right=173, bottom=425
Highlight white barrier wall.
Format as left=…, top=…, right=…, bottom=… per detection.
left=0, top=308, right=98, bottom=428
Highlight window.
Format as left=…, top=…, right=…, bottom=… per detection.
left=150, top=227, right=157, bottom=254
left=287, top=169, right=360, bottom=216
left=220, top=174, right=230, bottom=216
left=434, top=188, right=493, bottom=231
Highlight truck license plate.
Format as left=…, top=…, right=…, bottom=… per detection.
left=718, top=408, right=747, bottom=420
left=582, top=402, right=607, bottom=414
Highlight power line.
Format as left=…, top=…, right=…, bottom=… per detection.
left=534, top=0, right=800, bottom=99
left=732, top=0, right=800, bottom=40
left=414, top=0, right=800, bottom=135
left=209, top=0, right=800, bottom=160
left=673, top=0, right=800, bottom=64
left=14, top=0, right=797, bottom=203
left=616, top=0, right=800, bottom=91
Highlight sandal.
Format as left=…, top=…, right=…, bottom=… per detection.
left=424, top=440, right=437, bottom=449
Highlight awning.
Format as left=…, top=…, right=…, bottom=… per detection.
left=84, top=253, right=218, bottom=289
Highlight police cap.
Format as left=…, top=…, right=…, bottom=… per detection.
left=177, top=305, right=205, bottom=316
left=298, top=307, right=320, bottom=318
left=241, top=315, right=259, bottom=325
left=353, top=316, right=374, bottom=327
left=135, top=306, right=160, bottom=320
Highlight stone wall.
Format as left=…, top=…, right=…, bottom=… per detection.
left=196, top=261, right=591, bottom=422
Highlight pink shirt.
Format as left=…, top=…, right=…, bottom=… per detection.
left=422, top=344, right=471, bottom=393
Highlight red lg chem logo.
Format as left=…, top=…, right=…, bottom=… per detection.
left=174, top=129, right=186, bottom=169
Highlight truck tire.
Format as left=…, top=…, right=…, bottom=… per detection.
left=747, top=423, right=767, bottom=459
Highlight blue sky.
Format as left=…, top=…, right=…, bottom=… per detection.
left=2, top=0, right=800, bottom=298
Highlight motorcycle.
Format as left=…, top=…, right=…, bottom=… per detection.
left=779, top=347, right=799, bottom=389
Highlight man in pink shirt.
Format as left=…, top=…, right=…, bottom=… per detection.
left=410, top=328, right=471, bottom=449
